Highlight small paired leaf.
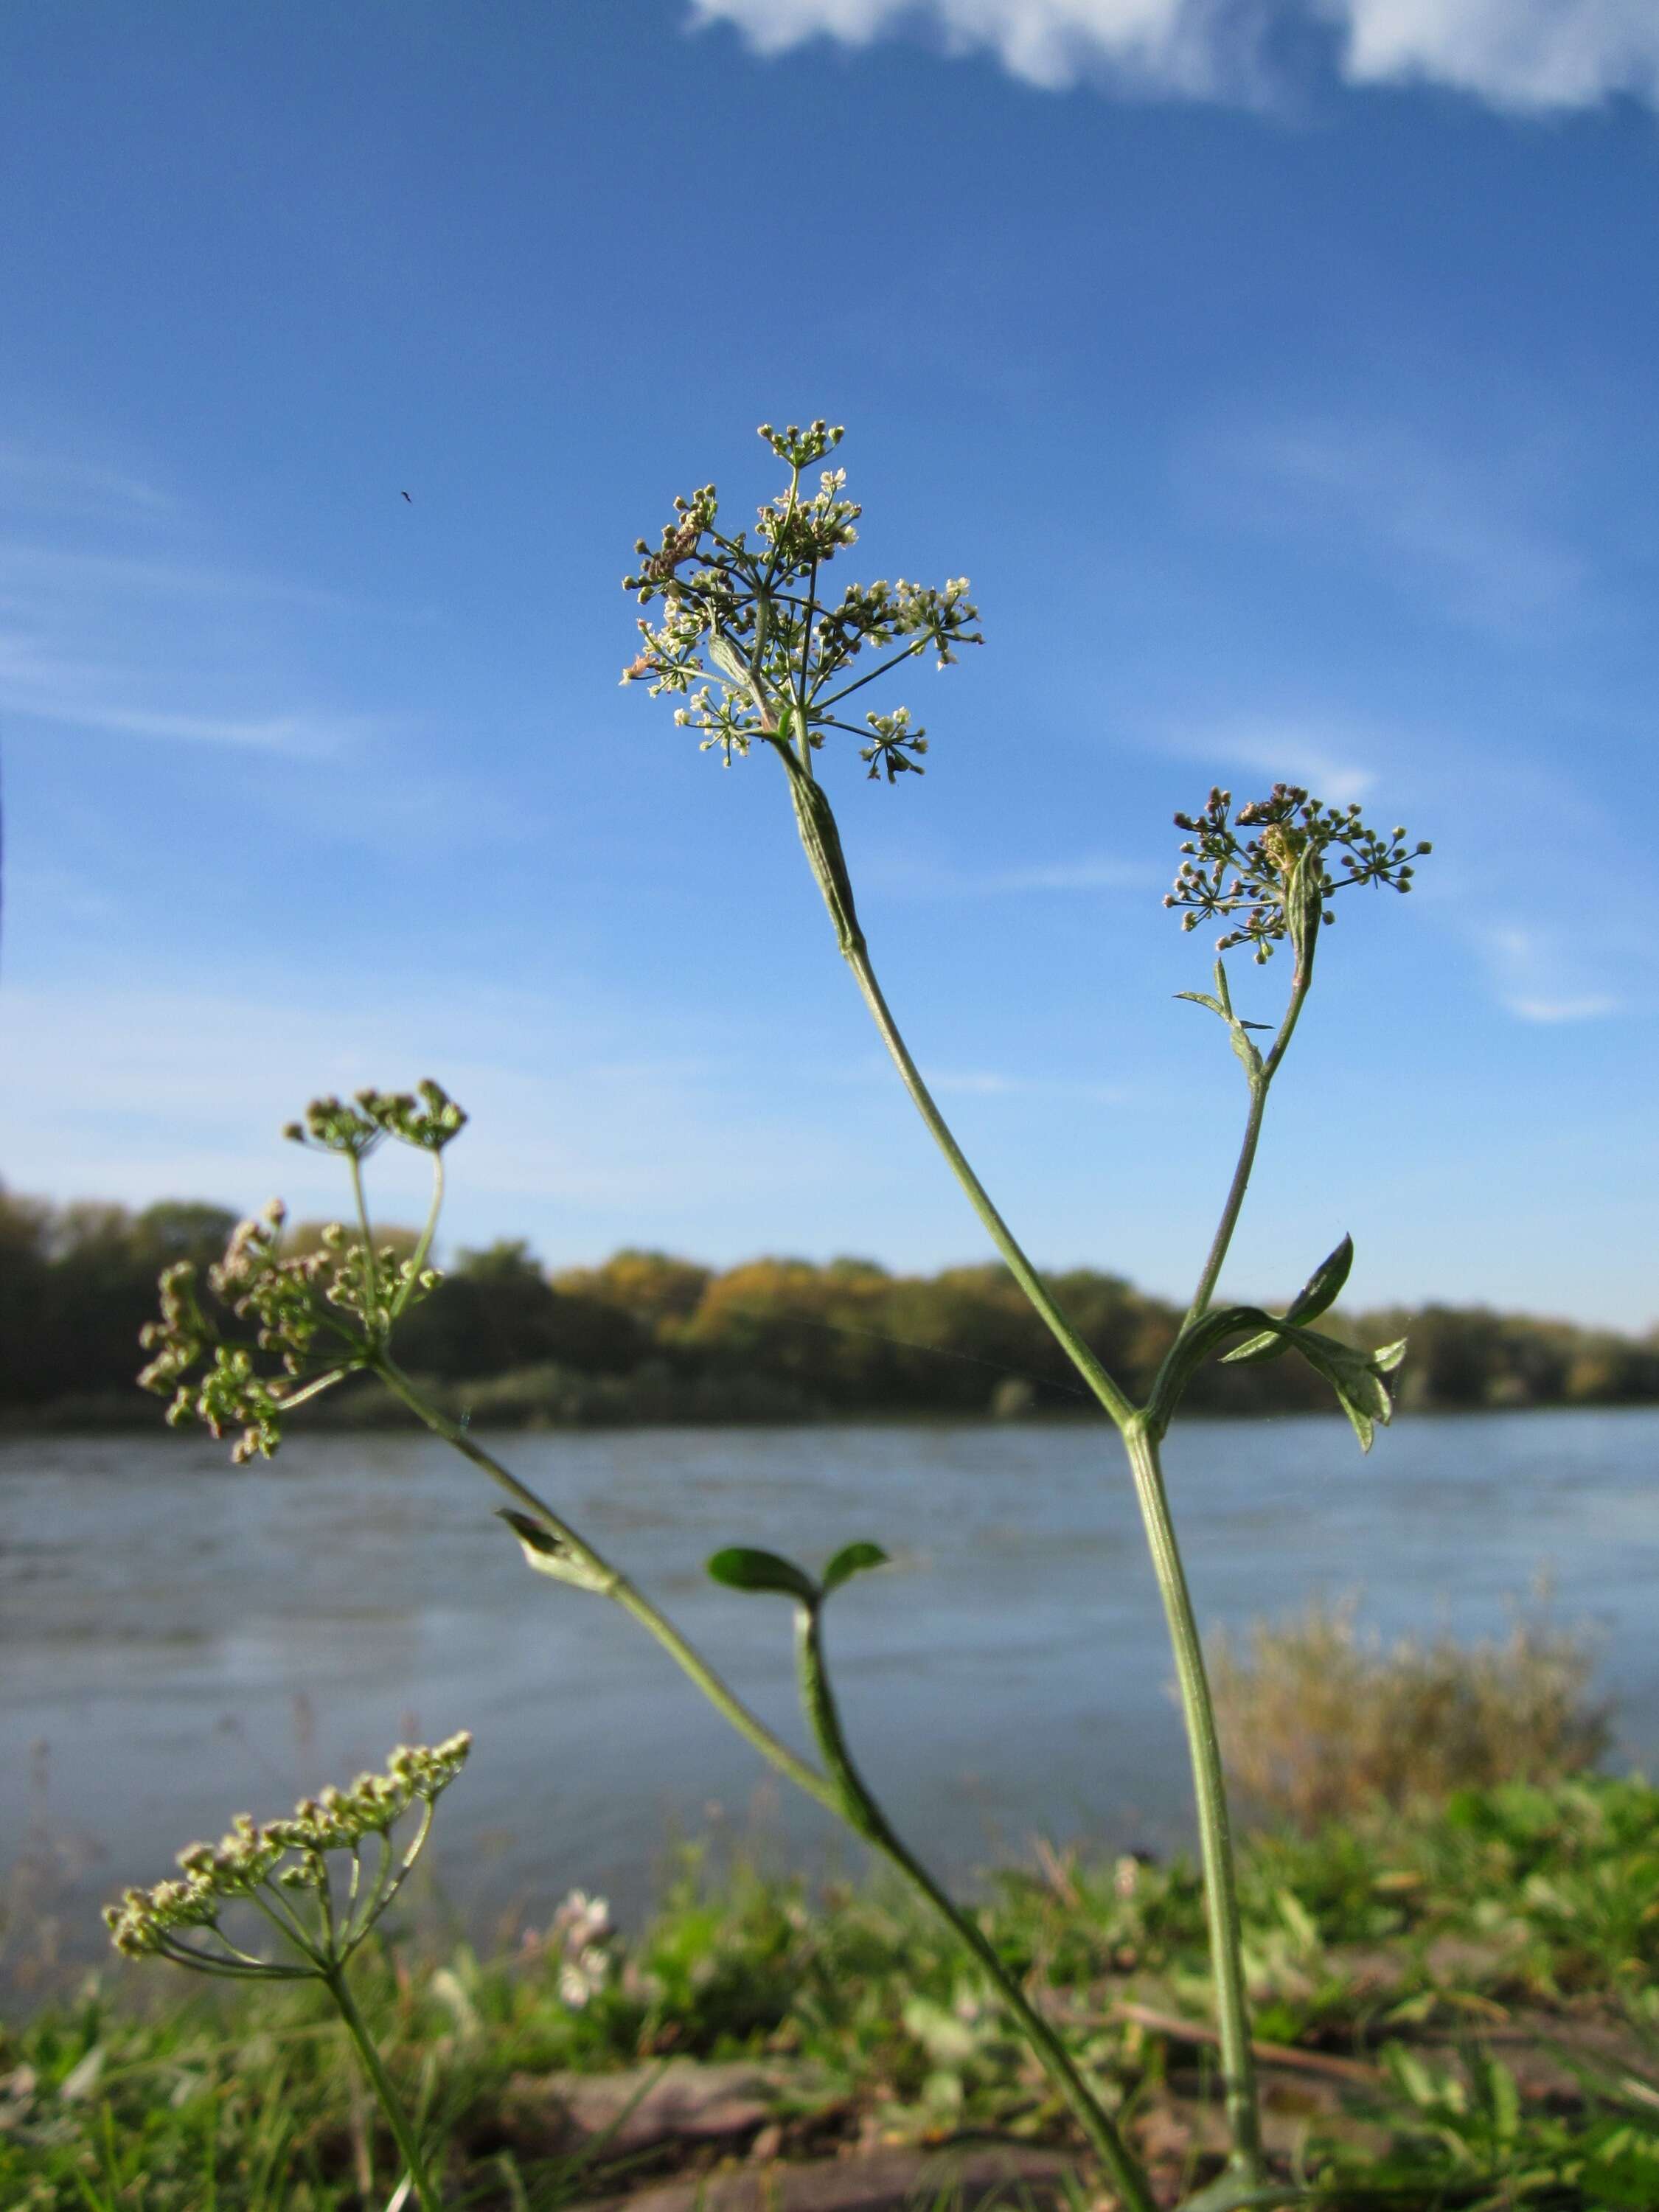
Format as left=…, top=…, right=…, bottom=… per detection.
left=1150, top=1303, right=1404, bottom=1453
left=1224, top=1234, right=1354, bottom=1366
left=1228, top=1025, right=1263, bottom=1083
left=1175, top=981, right=1268, bottom=1085
left=500, top=1509, right=614, bottom=1596
left=822, top=1541, right=889, bottom=1595
left=706, top=1547, right=818, bottom=1604
left=1286, top=1326, right=1396, bottom=1453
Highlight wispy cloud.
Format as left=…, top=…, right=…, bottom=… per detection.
left=0, top=980, right=817, bottom=1223
left=0, top=629, right=377, bottom=756
left=0, top=446, right=175, bottom=521
left=1480, top=923, right=1619, bottom=1024
left=0, top=516, right=389, bottom=759
left=0, top=540, right=352, bottom=608
left=931, top=1067, right=1128, bottom=1103
left=1158, top=714, right=1380, bottom=805
left=864, top=849, right=1156, bottom=897
left=1182, top=415, right=1587, bottom=639
left=689, top=0, right=1659, bottom=111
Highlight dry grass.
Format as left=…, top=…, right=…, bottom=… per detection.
left=1210, top=1598, right=1612, bottom=1831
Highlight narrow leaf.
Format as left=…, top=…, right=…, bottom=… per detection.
left=1175, top=991, right=1225, bottom=1017
left=822, top=1541, right=889, bottom=1596
left=1224, top=1234, right=1354, bottom=1365
left=706, top=1547, right=818, bottom=1604
left=1228, top=1025, right=1263, bottom=1083
left=707, top=632, right=751, bottom=691
left=499, top=1509, right=614, bottom=1596
left=1286, top=1327, right=1395, bottom=1453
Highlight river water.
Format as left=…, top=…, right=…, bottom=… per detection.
left=4, top=1409, right=1657, bottom=1975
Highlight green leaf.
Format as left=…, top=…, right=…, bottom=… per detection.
left=706, top=631, right=751, bottom=691
left=822, top=1541, right=888, bottom=1595
left=500, top=1509, right=615, bottom=1596
left=1228, top=1024, right=1263, bottom=1083
left=1175, top=990, right=1225, bottom=1017
left=1284, top=1326, right=1396, bottom=1452
left=706, top=1547, right=818, bottom=1604
left=1224, top=1234, right=1354, bottom=1365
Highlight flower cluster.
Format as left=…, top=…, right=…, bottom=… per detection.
left=621, top=422, right=980, bottom=776
left=138, top=1082, right=466, bottom=1462
left=283, top=1081, right=468, bottom=1157
left=860, top=706, right=928, bottom=782
left=541, top=1886, right=615, bottom=2009
left=105, top=1736, right=471, bottom=1973
left=1164, top=785, right=1432, bottom=962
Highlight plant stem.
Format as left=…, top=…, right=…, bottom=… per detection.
left=839, top=939, right=1137, bottom=1432
left=796, top=1607, right=1158, bottom=2212
left=1121, top=1416, right=1260, bottom=2183
left=372, top=1360, right=841, bottom=1816
left=325, top=1967, right=444, bottom=2212
left=1184, top=963, right=1312, bottom=1327
left=788, top=802, right=1262, bottom=2177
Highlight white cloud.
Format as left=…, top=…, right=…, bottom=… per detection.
left=0, top=448, right=175, bottom=520
left=0, top=981, right=874, bottom=1246
left=931, top=1067, right=1128, bottom=1101
left=1161, top=714, right=1380, bottom=804
left=1331, top=0, right=1659, bottom=111
left=689, top=0, right=1659, bottom=109
left=1481, top=923, right=1620, bottom=1023
left=0, top=529, right=389, bottom=758
left=864, top=849, right=1156, bottom=896
left=1183, top=416, right=1587, bottom=639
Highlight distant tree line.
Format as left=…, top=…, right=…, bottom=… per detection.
left=4, top=1185, right=1657, bottom=1430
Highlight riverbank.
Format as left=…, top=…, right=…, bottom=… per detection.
left=6, top=1776, right=1659, bottom=2208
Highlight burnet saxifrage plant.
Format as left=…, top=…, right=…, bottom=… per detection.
left=619, top=421, right=1430, bottom=2211
left=107, top=1736, right=470, bottom=2212
left=133, top=422, right=1430, bottom=2212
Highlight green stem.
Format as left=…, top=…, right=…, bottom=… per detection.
left=781, top=768, right=1261, bottom=2179
left=347, top=1155, right=382, bottom=1328
left=840, top=939, right=1137, bottom=1431
left=392, top=1153, right=445, bottom=1320
left=1184, top=961, right=1312, bottom=1327
left=325, top=1967, right=444, bottom=2212
left=373, top=1361, right=841, bottom=1816
left=796, top=1606, right=1157, bottom=2212
left=1121, top=1416, right=1260, bottom=2182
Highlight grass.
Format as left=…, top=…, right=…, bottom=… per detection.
left=6, top=1776, right=1659, bottom=2209
left=1210, top=1599, right=1613, bottom=1831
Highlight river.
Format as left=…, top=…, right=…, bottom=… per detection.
left=4, top=1408, right=1657, bottom=1978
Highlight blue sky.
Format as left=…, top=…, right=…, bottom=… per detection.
left=1, top=1, right=1655, bottom=1326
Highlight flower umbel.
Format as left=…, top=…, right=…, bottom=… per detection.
left=1164, top=784, right=1432, bottom=963
left=137, top=1082, right=465, bottom=1461
left=104, top=1734, right=472, bottom=1977
left=622, top=422, right=980, bottom=775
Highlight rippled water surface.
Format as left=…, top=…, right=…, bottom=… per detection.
left=4, top=1409, right=1657, bottom=1968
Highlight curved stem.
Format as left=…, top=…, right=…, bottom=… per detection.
left=1121, top=1418, right=1260, bottom=2183
left=1185, top=956, right=1312, bottom=1326
left=392, top=1153, right=445, bottom=1320
left=325, top=1967, right=445, bottom=2212
left=839, top=940, right=1137, bottom=1431
left=796, top=1606, right=1156, bottom=2212
left=347, top=1155, right=382, bottom=1326
left=372, top=1361, right=841, bottom=1815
